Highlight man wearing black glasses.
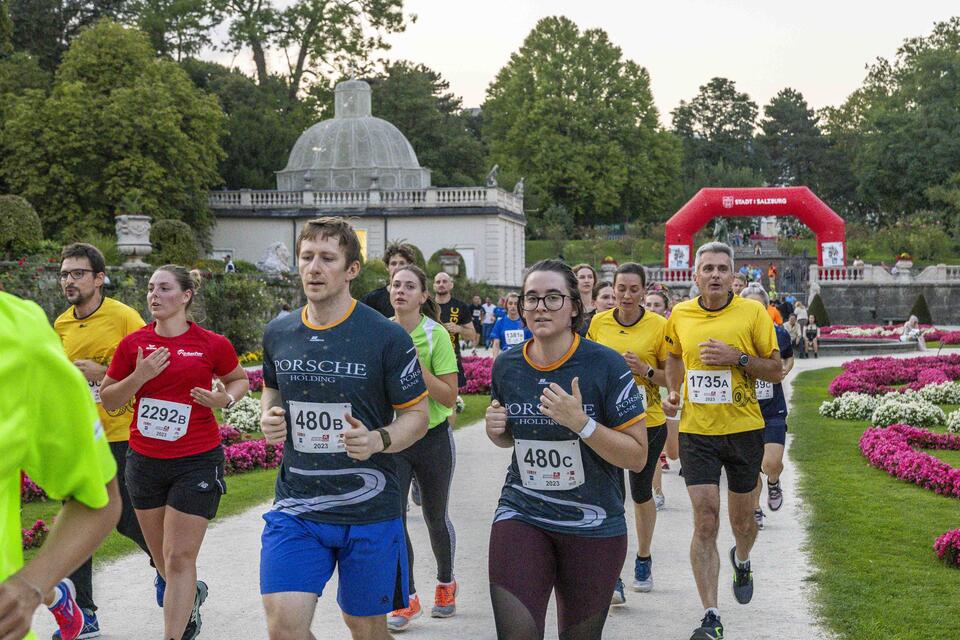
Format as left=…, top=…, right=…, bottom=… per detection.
left=51, top=243, right=157, bottom=638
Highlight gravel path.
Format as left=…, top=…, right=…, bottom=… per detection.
left=32, top=357, right=853, bottom=639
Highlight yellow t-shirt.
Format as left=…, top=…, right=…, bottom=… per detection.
left=587, top=308, right=667, bottom=427
left=664, top=294, right=778, bottom=436
left=54, top=297, right=145, bottom=442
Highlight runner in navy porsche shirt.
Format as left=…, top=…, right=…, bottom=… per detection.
left=258, top=218, right=429, bottom=640
left=485, top=259, right=648, bottom=640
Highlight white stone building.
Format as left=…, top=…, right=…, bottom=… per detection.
left=209, top=80, right=525, bottom=286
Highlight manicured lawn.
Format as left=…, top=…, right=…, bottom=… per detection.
left=789, top=369, right=959, bottom=639
left=457, top=393, right=488, bottom=429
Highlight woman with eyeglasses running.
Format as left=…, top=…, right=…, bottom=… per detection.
left=385, top=264, right=461, bottom=630
left=585, top=263, right=669, bottom=606
left=489, top=292, right=532, bottom=359
left=100, top=265, right=249, bottom=640
left=485, top=259, right=648, bottom=640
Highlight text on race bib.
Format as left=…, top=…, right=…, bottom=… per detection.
left=755, top=379, right=774, bottom=400
left=514, top=439, right=585, bottom=491
left=289, top=401, right=351, bottom=454
left=89, top=380, right=101, bottom=404
left=503, top=329, right=526, bottom=346
left=637, top=384, right=647, bottom=410
left=137, top=397, right=191, bottom=441
left=687, top=370, right=733, bottom=404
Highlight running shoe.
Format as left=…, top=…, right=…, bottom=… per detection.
left=767, top=481, right=784, bottom=512
left=155, top=571, right=166, bottom=608
left=632, top=557, right=653, bottom=592
left=610, top=577, right=626, bottom=606
left=387, top=593, right=422, bottom=631
left=654, top=491, right=665, bottom=511
left=51, top=608, right=100, bottom=640
left=659, top=452, right=670, bottom=470
left=690, top=611, right=724, bottom=639
left=754, top=508, right=765, bottom=530
left=411, top=477, right=422, bottom=507
left=48, top=579, right=83, bottom=640
left=181, top=580, right=208, bottom=640
left=729, top=546, right=754, bottom=605
left=431, top=581, right=458, bottom=618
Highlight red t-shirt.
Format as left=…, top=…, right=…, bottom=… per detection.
left=107, top=322, right=239, bottom=459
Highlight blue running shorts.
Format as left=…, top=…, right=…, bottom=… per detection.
left=763, top=418, right=787, bottom=446
left=260, top=510, right=408, bottom=617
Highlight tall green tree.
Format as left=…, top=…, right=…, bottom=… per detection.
left=223, top=0, right=407, bottom=99
left=128, top=0, right=223, bottom=60
left=8, top=0, right=127, bottom=70
left=0, top=0, right=13, bottom=56
left=484, top=16, right=680, bottom=225
left=758, top=88, right=828, bottom=188
left=672, top=77, right=759, bottom=173
left=367, top=61, right=484, bottom=187
left=1, top=20, right=225, bottom=241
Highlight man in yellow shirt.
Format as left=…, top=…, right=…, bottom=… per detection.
left=53, top=243, right=156, bottom=635
left=0, top=291, right=120, bottom=640
left=663, top=242, right=782, bottom=640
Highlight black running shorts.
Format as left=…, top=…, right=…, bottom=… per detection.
left=628, top=424, right=666, bottom=504
left=125, top=446, right=226, bottom=519
left=679, top=430, right=764, bottom=494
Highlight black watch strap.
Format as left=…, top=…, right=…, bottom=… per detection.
left=376, top=428, right=392, bottom=452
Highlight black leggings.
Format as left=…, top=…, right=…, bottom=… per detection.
left=489, top=519, right=626, bottom=640
left=396, top=420, right=456, bottom=593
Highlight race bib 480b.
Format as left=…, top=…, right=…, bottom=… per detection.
left=289, top=401, right=351, bottom=454
left=514, top=439, right=585, bottom=491
left=687, top=370, right=732, bottom=404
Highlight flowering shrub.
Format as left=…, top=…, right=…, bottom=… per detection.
left=819, top=393, right=879, bottom=421
left=22, top=519, right=48, bottom=550
left=934, top=529, right=960, bottom=568
left=829, top=355, right=960, bottom=396
left=222, top=395, right=262, bottom=433
left=871, top=397, right=945, bottom=428
left=21, top=473, right=46, bottom=504
left=859, top=423, right=960, bottom=497
left=461, top=356, right=492, bottom=394
left=219, top=425, right=243, bottom=445
left=223, top=438, right=283, bottom=474
left=938, top=331, right=960, bottom=345
left=246, top=368, right=264, bottom=392
left=919, top=382, right=960, bottom=405
left=239, top=350, right=263, bottom=364
left=947, top=411, right=960, bottom=434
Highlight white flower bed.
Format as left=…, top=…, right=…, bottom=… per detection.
left=918, top=381, right=960, bottom=405
left=871, top=396, right=946, bottom=428
left=819, top=393, right=880, bottom=421
left=828, top=326, right=937, bottom=338
left=222, top=395, right=262, bottom=433
left=947, top=411, right=960, bottom=434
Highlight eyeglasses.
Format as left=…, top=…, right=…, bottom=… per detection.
left=59, top=269, right=96, bottom=281
left=521, top=293, right=570, bottom=311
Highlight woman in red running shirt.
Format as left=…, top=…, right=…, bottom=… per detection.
left=101, top=265, right=248, bottom=640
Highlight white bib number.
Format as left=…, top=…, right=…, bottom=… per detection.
left=289, top=401, right=350, bottom=454
left=137, top=398, right=191, bottom=441
left=755, top=379, right=774, bottom=400
left=503, top=329, right=525, bottom=346
left=515, top=439, right=585, bottom=491
left=687, top=370, right=733, bottom=404
left=89, top=380, right=101, bottom=404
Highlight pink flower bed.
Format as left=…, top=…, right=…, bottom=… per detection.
left=246, top=368, right=264, bottom=392
left=460, top=356, right=492, bottom=394
left=219, top=425, right=243, bottom=446
left=21, top=473, right=46, bottom=504
left=858, top=424, right=960, bottom=498
left=22, top=519, right=48, bottom=550
left=935, top=529, right=960, bottom=568
left=820, top=324, right=942, bottom=341
left=223, top=438, right=284, bottom=475
left=829, top=354, right=960, bottom=396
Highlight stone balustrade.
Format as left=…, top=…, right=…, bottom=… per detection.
left=810, top=263, right=960, bottom=284
left=644, top=267, right=694, bottom=286
left=209, top=186, right=523, bottom=215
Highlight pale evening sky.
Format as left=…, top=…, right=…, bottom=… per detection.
left=211, top=1, right=959, bottom=124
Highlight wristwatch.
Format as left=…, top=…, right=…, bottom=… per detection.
left=376, top=428, right=392, bottom=452
left=737, top=353, right=750, bottom=367
left=224, top=392, right=237, bottom=409
left=645, top=366, right=655, bottom=380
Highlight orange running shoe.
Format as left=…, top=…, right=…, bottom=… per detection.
left=387, top=593, right=422, bottom=631
left=431, top=580, right=458, bottom=618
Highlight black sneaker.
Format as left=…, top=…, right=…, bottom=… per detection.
left=690, top=611, right=724, bottom=639
left=181, top=581, right=208, bottom=640
left=729, top=546, right=753, bottom=604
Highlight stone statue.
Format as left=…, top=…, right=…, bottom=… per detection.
left=712, top=217, right=729, bottom=244
left=485, top=165, right=499, bottom=188
left=115, top=214, right=152, bottom=268
left=512, top=177, right=524, bottom=197
left=257, top=242, right=292, bottom=274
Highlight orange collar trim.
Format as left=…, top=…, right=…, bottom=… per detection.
left=301, top=299, right=357, bottom=331
left=523, top=334, right=580, bottom=371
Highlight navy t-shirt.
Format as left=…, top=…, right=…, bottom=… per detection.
left=262, top=301, right=428, bottom=524
left=758, top=325, right=794, bottom=425
left=491, top=335, right=646, bottom=538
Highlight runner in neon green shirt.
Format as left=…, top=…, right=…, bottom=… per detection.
left=388, top=265, right=461, bottom=628
left=0, top=292, right=119, bottom=640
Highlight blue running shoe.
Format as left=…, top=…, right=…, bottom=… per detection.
left=155, top=571, right=166, bottom=608
left=51, top=608, right=100, bottom=640
left=610, top=577, right=626, bottom=606
left=632, top=557, right=653, bottom=592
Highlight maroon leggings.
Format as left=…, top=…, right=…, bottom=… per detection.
left=488, top=518, right=627, bottom=640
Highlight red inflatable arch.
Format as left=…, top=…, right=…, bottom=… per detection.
left=663, top=187, right=846, bottom=269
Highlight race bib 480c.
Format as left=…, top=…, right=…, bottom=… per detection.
left=514, top=439, right=585, bottom=491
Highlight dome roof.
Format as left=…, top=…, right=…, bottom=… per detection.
left=277, top=80, right=431, bottom=191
